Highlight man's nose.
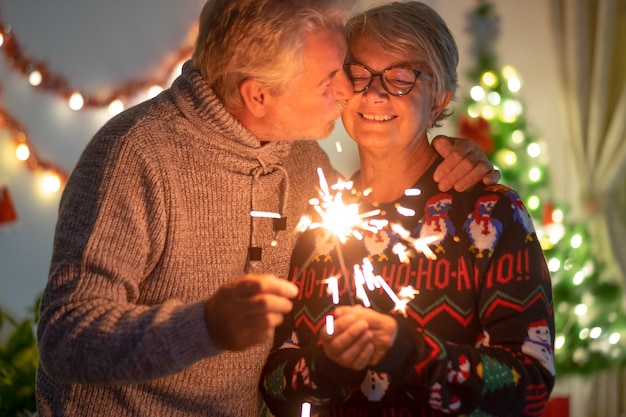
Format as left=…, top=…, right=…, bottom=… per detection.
left=335, top=68, right=355, bottom=100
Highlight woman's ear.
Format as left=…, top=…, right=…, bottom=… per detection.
left=239, top=79, right=269, bottom=118
left=429, top=91, right=453, bottom=126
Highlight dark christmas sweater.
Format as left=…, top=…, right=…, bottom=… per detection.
left=260, top=158, right=555, bottom=417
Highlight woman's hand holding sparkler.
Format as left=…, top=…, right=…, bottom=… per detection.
left=320, top=310, right=375, bottom=370
left=204, top=274, right=299, bottom=351
left=333, top=305, right=398, bottom=366
left=320, top=305, right=398, bottom=370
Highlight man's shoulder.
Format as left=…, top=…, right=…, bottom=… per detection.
left=288, top=141, right=334, bottom=169
left=290, top=140, right=326, bottom=154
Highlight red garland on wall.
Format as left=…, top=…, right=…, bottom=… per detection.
left=0, top=99, right=69, bottom=185
left=0, top=8, right=196, bottom=108
left=0, top=5, right=197, bottom=199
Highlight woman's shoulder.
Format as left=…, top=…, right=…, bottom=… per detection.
left=445, top=183, right=530, bottom=227
left=450, top=183, right=521, bottom=204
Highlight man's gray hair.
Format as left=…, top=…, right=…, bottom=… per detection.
left=192, top=0, right=356, bottom=109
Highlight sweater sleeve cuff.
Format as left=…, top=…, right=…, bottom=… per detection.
left=173, top=300, right=223, bottom=360
left=370, top=317, right=415, bottom=377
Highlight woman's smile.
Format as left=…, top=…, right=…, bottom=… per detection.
left=359, top=112, right=397, bottom=122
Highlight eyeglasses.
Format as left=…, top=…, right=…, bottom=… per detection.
left=344, top=63, right=427, bottom=96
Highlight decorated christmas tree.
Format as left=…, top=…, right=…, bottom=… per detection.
left=457, top=1, right=626, bottom=376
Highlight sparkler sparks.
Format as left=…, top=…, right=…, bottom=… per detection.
left=325, top=315, right=335, bottom=335
left=390, top=223, right=443, bottom=261
left=325, top=277, right=340, bottom=304
left=324, top=277, right=340, bottom=335
left=351, top=258, right=419, bottom=317
left=250, top=211, right=281, bottom=219
left=296, top=168, right=382, bottom=243
left=296, top=168, right=438, bottom=315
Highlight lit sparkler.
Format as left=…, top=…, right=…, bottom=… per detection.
left=295, top=168, right=382, bottom=243
left=296, top=169, right=438, bottom=414
left=294, top=168, right=439, bottom=314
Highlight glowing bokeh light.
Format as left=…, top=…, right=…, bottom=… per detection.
left=68, top=92, right=84, bottom=111
left=41, top=172, right=62, bottom=193
left=15, top=143, right=30, bottom=161
left=28, top=70, right=42, bottom=86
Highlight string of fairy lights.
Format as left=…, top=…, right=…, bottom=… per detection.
left=0, top=8, right=196, bottom=193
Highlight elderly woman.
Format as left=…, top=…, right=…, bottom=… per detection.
left=260, top=2, right=555, bottom=416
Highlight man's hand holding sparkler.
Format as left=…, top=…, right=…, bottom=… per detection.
left=204, top=274, right=299, bottom=351
left=320, top=305, right=398, bottom=370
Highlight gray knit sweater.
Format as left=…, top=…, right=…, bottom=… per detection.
left=36, top=61, right=335, bottom=416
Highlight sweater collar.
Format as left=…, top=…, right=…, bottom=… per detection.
left=170, top=61, right=293, bottom=269
left=170, top=60, right=292, bottom=169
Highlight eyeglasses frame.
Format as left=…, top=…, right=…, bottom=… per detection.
left=344, top=62, right=428, bottom=97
